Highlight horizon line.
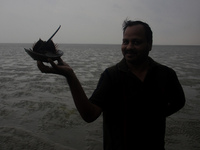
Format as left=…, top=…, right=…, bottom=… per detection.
left=0, top=42, right=199, bottom=46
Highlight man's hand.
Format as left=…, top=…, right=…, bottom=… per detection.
left=37, top=58, right=73, bottom=77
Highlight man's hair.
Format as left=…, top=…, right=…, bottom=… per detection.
left=122, top=19, right=153, bottom=45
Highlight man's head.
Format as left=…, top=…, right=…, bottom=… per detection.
left=121, top=20, right=153, bottom=65
left=122, top=20, right=153, bottom=45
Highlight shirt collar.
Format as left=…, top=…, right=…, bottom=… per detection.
left=117, top=57, right=161, bottom=73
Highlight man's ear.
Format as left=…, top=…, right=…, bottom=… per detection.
left=148, top=43, right=152, bottom=51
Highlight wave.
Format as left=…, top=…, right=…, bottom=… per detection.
left=0, top=126, right=76, bottom=150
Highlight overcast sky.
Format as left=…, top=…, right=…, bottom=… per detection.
left=0, top=0, right=199, bottom=45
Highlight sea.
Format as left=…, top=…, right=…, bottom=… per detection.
left=0, top=43, right=200, bottom=150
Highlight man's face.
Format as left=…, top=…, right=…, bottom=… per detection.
left=121, top=25, right=152, bottom=65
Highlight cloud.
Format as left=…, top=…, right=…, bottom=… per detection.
left=0, top=0, right=199, bottom=45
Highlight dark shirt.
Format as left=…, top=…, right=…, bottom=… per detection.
left=89, top=57, right=185, bottom=150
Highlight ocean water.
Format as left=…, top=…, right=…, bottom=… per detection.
left=0, top=43, right=200, bottom=150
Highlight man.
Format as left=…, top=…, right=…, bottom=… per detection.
left=37, top=20, right=185, bottom=150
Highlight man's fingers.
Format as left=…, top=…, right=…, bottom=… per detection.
left=37, top=61, right=46, bottom=72
left=57, top=57, right=63, bottom=64
left=48, top=58, right=59, bottom=69
left=37, top=60, right=56, bottom=74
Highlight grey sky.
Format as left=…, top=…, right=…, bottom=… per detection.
left=0, top=0, right=199, bottom=45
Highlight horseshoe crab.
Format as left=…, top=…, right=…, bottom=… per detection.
left=25, top=25, right=63, bottom=62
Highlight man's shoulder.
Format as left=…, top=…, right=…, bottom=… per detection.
left=150, top=58, right=174, bottom=71
left=101, top=59, right=126, bottom=81
left=150, top=58, right=176, bottom=78
left=104, top=64, right=120, bottom=78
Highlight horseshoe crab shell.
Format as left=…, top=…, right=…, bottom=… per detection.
left=25, top=39, right=63, bottom=62
left=25, top=25, right=63, bottom=62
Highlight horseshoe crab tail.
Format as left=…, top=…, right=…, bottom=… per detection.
left=47, top=25, right=61, bottom=43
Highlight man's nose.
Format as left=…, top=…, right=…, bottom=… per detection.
left=127, top=43, right=135, bottom=50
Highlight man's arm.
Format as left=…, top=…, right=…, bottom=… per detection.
left=37, top=58, right=102, bottom=123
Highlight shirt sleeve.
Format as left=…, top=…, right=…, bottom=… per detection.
left=89, top=69, right=113, bottom=110
left=165, top=68, right=186, bottom=116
